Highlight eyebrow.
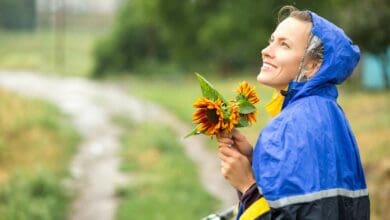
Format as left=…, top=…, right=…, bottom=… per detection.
left=271, top=35, right=292, bottom=42
left=270, top=35, right=293, bottom=46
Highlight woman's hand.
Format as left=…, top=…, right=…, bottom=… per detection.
left=218, top=145, right=256, bottom=193
left=217, top=128, right=253, bottom=161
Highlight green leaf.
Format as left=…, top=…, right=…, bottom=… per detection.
left=184, top=126, right=201, bottom=138
left=236, top=116, right=249, bottom=127
left=237, top=99, right=256, bottom=114
left=196, top=73, right=227, bottom=103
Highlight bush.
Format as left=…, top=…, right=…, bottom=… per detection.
left=92, top=24, right=167, bottom=77
left=92, top=0, right=167, bottom=77
left=91, top=0, right=272, bottom=77
left=0, top=170, right=69, bottom=220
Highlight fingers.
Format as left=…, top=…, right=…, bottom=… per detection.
left=217, top=136, right=234, bottom=148
left=218, top=145, right=239, bottom=158
left=219, top=155, right=234, bottom=179
left=218, top=146, right=241, bottom=171
left=220, top=162, right=229, bottom=179
left=218, top=147, right=254, bottom=191
left=218, top=148, right=230, bottom=163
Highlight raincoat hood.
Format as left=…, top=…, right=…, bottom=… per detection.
left=251, top=11, right=368, bottom=211
left=283, top=11, right=360, bottom=107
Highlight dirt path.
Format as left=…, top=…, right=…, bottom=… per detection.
left=0, top=71, right=236, bottom=219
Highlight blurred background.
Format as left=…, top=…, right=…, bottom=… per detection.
left=0, top=0, right=389, bottom=219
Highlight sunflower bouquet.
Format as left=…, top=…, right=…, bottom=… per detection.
left=185, top=73, right=260, bottom=138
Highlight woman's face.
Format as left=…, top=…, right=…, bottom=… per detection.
left=257, top=17, right=312, bottom=90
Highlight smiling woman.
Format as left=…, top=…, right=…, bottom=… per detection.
left=216, top=5, right=370, bottom=220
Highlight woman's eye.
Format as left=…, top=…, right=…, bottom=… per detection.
left=281, top=42, right=290, bottom=48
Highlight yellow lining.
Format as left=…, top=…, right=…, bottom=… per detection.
left=239, top=197, right=270, bottom=220
left=264, top=86, right=288, bottom=117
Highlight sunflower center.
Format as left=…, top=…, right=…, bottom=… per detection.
left=206, top=109, right=219, bottom=124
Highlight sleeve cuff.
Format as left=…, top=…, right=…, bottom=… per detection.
left=240, top=183, right=262, bottom=210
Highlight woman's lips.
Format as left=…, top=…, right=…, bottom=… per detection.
left=261, top=62, right=277, bottom=72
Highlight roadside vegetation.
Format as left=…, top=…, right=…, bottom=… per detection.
left=0, top=89, right=80, bottom=219
left=0, top=30, right=101, bottom=77
left=114, top=117, right=218, bottom=219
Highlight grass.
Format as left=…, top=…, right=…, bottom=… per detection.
left=0, top=89, right=80, bottom=219
left=114, top=117, right=218, bottom=219
left=0, top=30, right=103, bottom=77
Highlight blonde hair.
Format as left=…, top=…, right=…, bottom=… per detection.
left=278, top=5, right=323, bottom=62
left=278, top=5, right=312, bottom=24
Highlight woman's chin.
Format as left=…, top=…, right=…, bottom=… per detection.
left=257, top=76, right=279, bottom=89
left=256, top=72, right=269, bottom=85
left=256, top=72, right=263, bottom=82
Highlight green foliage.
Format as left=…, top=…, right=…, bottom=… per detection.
left=236, top=98, right=256, bottom=114
left=0, top=91, right=80, bottom=220
left=0, top=170, right=68, bottom=220
left=196, top=73, right=226, bottom=102
left=333, top=0, right=390, bottom=88
left=92, top=0, right=275, bottom=76
left=0, top=0, right=36, bottom=30
left=338, top=0, right=390, bottom=54
left=92, top=0, right=167, bottom=77
left=116, top=120, right=218, bottom=219
left=96, top=0, right=390, bottom=77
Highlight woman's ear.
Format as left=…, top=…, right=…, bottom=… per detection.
left=304, top=59, right=322, bottom=79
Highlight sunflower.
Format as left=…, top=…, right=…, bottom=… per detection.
left=222, top=103, right=240, bottom=133
left=192, top=97, right=224, bottom=136
left=236, top=81, right=259, bottom=104
left=186, top=74, right=261, bottom=139
left=245, top=110, right=257, bottom=125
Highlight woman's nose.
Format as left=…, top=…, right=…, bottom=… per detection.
left=261, top=44, right=274, bottom=59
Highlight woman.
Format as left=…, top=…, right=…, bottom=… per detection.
left=217, top=6, right=370, bottom=219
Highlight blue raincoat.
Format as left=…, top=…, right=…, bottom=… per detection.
left=240, top=11, right=370, bottom=219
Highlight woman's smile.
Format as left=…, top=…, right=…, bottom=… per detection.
left=260, top=62, right=277, bottom=72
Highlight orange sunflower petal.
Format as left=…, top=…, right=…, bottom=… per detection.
left=236, top=81, right=260, bottom=104
left=192, top=98, right=224, bottom=137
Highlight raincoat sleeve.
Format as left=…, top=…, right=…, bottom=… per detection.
left=247, top=98, right=370, bottom=220
left=237, top=196, right=270, bottom=220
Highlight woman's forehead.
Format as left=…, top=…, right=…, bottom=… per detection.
left=272, top=17, right=312, bottom=43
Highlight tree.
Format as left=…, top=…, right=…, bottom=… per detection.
left=92, top=0, right=168, bottom=76
left=339, top=0, right=390, bottom=88
left=92, top=0, right=388, bottom=78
